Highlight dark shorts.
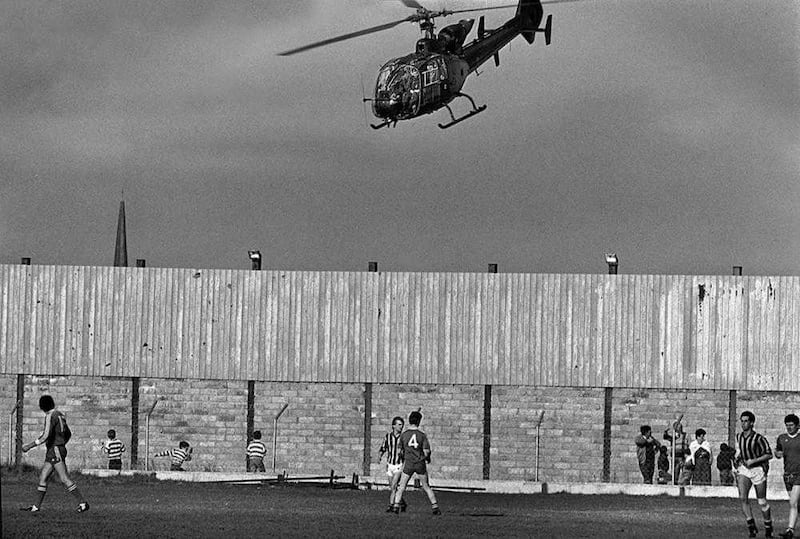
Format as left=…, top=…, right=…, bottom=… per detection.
left=783, top=472, right=800, bottom=492
left=170, top=464, right=186, bottom=471
left=108, top=459, right=122, bottom=470
left=247, top=457, right=265, bottom=473
left=45, top=445, right=67, bottom=465
left=403, top=461, right=427, bottom=477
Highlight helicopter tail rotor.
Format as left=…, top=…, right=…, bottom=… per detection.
left=515, top=0, right=554, bottom=45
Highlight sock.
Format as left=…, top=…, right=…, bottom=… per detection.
left=36, top=484, right=47, bottom=507
left=66, top=482, right=85, bottom=503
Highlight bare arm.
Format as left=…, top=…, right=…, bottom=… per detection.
left=22, top=412, right=52, bottom=452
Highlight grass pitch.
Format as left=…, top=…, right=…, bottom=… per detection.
left=1, top=472, right=778, bottom=538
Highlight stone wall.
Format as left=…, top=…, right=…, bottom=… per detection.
left=6, top=375, right=800, bottom=486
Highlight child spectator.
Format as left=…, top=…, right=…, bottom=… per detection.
left=683, top=428, right=713, bottom=485
left=154, top=441, right=192, bottom=471
left=102, top=429, right=126, bottom=470
left=246, top=431, right=267, bottom=472
left=717, top=442, right=736, bottom=486
left=658, top=446, right=672, bottom=484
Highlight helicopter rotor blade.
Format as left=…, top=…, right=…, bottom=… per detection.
left=400, top=0, right=427, bottom=9
left=277, top=0, right=592, bottom=56
left=443, top=0, right=594, bottom=17
left=278, top=17, right=413, bottom=56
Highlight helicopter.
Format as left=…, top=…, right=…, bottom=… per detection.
left=279, top=0, right=556, bottom=129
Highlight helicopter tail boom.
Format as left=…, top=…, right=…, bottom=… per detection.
left=462, top=0, right=547, bottom=73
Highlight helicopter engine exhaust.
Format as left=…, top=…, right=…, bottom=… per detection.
left=437, top=19, right=474, bottom=53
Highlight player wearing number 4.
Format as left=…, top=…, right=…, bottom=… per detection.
left=392, top=411, right=440, bottom=515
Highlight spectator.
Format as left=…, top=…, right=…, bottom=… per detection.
left=102, top=429, right=126, bottom=471
left=246, top=431, right=267, bottom=472
left=658, top=446, right=672, bottom=484
left=718, top=443, right=736, bottom=486
left=154, top=441, right=192, bottom=471
left=635, top=425, right=662, bottom=484
left=664, top=418, right=689, bottom=484
left=683, top=428, right=713, bottom=485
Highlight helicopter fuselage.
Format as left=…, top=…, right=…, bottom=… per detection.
left=372, top=46, right=469, bottom=122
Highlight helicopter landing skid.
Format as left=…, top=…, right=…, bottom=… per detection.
left=438, top=93, right=486, bottom=129
left=370, top=119, right=398, bottom=130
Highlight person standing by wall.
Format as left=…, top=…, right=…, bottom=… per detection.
left=683, top=428, right=712, bottom=486
left=657, top=446, right=672, bottom=484
left=775, top=414, right=800, bottom=538
left=718, top=443, right=736, bottom=486
left=102, top=429, right=126, bottom=471
left=20, top=395, right=89, bottom=513
left=246, top=431, right=267, bottom=472
left=735, top=411, right=774, bottom=538
left=635, top=425, right=661, bottom=484
left=664, top=418, right=689, bottom=484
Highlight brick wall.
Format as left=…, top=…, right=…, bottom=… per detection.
left=140, top=379, right=247, bottom=472
left=253, top=382, right=364, bottom=476
left=1, top=374, right=20, bottom=465
left=493, top=387, right=606, bottom=483
left=10, top=375, right=800, bottom=484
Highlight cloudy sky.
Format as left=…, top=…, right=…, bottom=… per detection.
left=1, top=0, right=798, bottom=275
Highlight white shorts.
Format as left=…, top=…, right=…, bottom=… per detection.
left=736, top=464, right=767, bottom=486
left=386, top=463, right=402, bottom=477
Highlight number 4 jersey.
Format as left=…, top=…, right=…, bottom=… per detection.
left=399, top=428, right=430, bottom=467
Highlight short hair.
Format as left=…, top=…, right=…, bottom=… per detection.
left=640, top=425, right=651, bottom=435
left=659, top=446, right=668, bottom=453
left=107, top=429, right=117, bottom=438
left=695, top=428, right=706, bottom=437
left=392, top=416, right=404, bottom=426
left=179, top=440, right=190, bottom=449
left=785, top=414, right=800, bottom=426
left=38, top=395, right=55, bottom=412
left=409, top=411, right=422, bottom=426
left=720, top=443, right=729, bottom=450
left=253, top=430, right=262, bottom=439
left=740, top=411, right=755, bottom=422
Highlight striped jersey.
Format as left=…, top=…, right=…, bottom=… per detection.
left=104, top=439, right=126, bottom=460
left=735, top=430, right=772, bottom=472
left=247, top=440, right=267, bottom=459
left=379, top=432, right=403, bottom=465
left=155, top=447, right=192, bottom=467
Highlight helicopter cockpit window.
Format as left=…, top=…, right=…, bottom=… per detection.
left=373, top=63, right=420, bottom=119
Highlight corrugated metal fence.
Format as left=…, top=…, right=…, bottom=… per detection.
left=1, top=264, right=798, bottom=389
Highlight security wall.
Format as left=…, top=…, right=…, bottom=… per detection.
left=2, top=264, right=799, bottom=389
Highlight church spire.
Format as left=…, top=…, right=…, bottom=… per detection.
left=114, top=199, right=128, bottom=267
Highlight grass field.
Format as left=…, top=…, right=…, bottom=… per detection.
left=1, top=471, right=785, bottom=538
